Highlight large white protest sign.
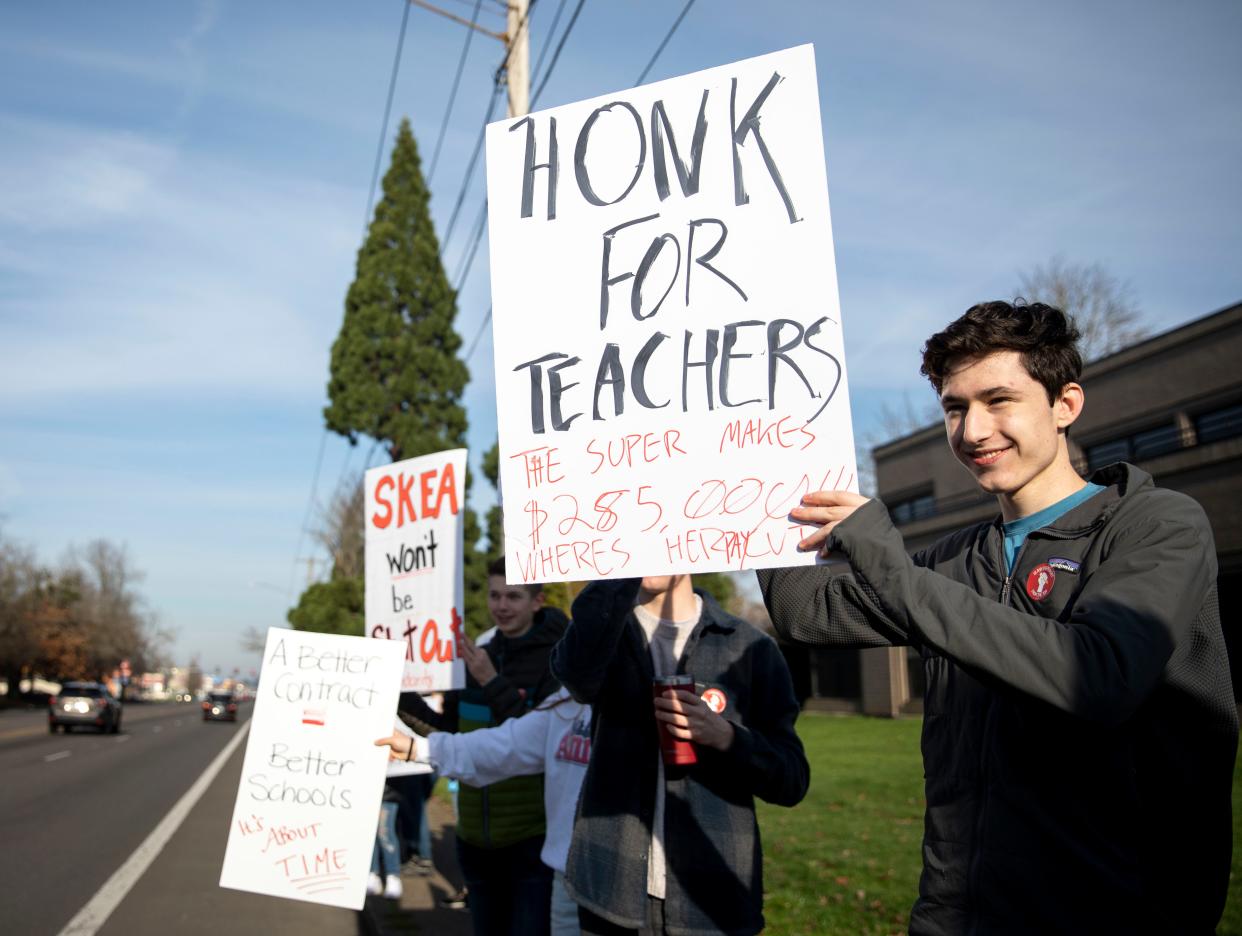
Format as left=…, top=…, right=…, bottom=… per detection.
left=219, top=628, right=404, bottom=910
left=365, top=449, right=466, bottom=692
left=486, top=45, right=856, bottom=583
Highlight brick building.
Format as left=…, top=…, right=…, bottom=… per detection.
left=803, top=300, right=1242, bottom=715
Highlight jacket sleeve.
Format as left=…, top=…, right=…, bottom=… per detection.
left=757, top=559, right=913, bottom=649
left=480, top=665, right=528, bottom=723
left=699, top=635, right=810, bottom=807
left=397, top=691, right=457, bottom=734
left=427, top=701, right=553, bottom=787
left=831, top=496, right=1215, bottom=725
left=551, top=579, right=641, bottom=704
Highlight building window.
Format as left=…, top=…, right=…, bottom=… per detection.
left=1130, top=424, right=1183, bottom=461
left=890, top=490, right=935, bottom=525
left=1086, top=421, right=1184, bottom=472
left=1196, top=402, right=1242, bottom=445
left=1085, top=438, right=1133, bottom=472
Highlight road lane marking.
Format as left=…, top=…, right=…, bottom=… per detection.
left=57, top=720, right=251, bottom=936
left=115, top=735, right=131, bottom=744
left=45, top=750, right=71, bottom=762
left=152, top=725, right=162, bottom=733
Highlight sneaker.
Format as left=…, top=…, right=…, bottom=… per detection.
left=366, top=872, right=383, bottom=896
left=416, top=857, right=434, bottom=876
left=382, top=875, right=403, bottom=900
left=439, top=888, right=468, bottom=909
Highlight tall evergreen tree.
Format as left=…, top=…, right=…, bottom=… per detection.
left=325, top=118, right=468, bottom=460
left=291, top=119, right=487, bottom=633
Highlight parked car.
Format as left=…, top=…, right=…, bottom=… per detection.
left=202, top=691, right=237, bottom=722
left=49, top=682, right=122, bottom=734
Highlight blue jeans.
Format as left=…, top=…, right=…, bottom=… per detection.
left=391, top=772, right=435, bottom=860
left=551, top=871, right=579, bottom=936
left=371, top=801, right=400, bottom=877
left=456, top=835, right=552, bottom=936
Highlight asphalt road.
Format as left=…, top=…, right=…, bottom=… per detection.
left=0, top=701, right=359, bottom=936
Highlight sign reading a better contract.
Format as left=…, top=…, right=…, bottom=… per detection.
left=219, top=628, right=403, bottom=909
left=486, top=45, right=856, bottom=583
left=365, top=449, right=466, bottom=692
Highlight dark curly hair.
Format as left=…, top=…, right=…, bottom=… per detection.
left=920, top=300, right=1082, bottom=403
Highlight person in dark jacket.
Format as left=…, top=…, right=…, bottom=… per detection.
left=552, top=574, right=809, bottom=936
left=403, top=556, right=568, bottom=936
left=760, top=300, right=1238, bottom=935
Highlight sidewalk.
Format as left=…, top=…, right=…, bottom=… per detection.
left=360, top=793, right=472, bottom=936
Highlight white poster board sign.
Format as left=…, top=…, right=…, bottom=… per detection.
left=365, top=449, right=467, bottom=692
left=219, top=628, right=404, bottom=910
left=486, top=45, right=856, bottom=583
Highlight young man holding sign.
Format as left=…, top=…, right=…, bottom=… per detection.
left=552, top=573, right=809, bottom=935
left=760, top=301, right=1237, bottom=934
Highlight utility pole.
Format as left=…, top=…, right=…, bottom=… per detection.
left=406, top=0, right=530, bottom=117
left=505, top=0, right=529, bottom=118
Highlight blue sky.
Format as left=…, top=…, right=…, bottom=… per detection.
left=1, top=0, right=1239, bottom=676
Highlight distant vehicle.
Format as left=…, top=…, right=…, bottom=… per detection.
left=203, top=691, right=237, bottom=723
left=174, top=691, right=196, bottom=703
left=49, top=682, right=122, bottom=734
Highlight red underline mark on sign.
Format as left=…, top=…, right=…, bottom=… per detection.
left=390, top=567, right=435, bottom=582
left=293, top=872, right=350, bottom=885
left=302, top=709, right=326, bottom=726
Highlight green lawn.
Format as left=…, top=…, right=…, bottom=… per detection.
left=758, top=712, right=1242, bottom=935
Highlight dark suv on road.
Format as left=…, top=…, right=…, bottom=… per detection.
left=49, top=682, right=122, bottom=734
left=202, top=691, right=237, bottom=722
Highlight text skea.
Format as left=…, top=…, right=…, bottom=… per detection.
left=371, top=463, right=460, bottom=529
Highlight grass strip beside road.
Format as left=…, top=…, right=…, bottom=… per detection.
left=758, top=713, right=924, bottom=936
left=760, top=712, right=1242, bottom=935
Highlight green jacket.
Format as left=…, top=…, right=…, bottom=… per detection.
left=456, top=606, right=568, bottom=848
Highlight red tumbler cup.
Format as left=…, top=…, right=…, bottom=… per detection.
left=653, top=674, right=698, bottom=766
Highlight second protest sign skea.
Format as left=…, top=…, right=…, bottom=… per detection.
left=486, top=44, right=857, bottom=583
left=365, top=449, right=466, bottom=692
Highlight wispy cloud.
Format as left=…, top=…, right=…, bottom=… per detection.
left=0, top=112, right=359, bottom=400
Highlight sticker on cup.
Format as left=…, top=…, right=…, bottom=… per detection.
left=653, top=674, right=697, bottom=766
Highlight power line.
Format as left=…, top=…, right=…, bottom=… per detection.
left=453, top=200, right=490, bottom=290
left=427, top=0, right=486, bottom=184
left=361, top=0, right=413, bottom=239
left=530, top=0, right=570, bottom=81
left=442, top=0, right=538, bottom=252
left=457, top=0, right=586, bottom=365
left=530, top=0, right=586, bottom=107
left=440, top=83, right=504, bottom=251
left=635, top=0, right=696, bottom=85
left=464, top=303, right=493, bottom=361
left=287, top=429, right=328, bottom=601
left=291, top=1, right=413, bottom=600
left=461, top=0, right=699, bottom=364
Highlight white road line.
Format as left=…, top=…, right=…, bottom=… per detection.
left=44, top=750, right=71, bottom=762
left=114, top=735, right=131, bottom=744
left=57, top=720, right=251, bottom=936
left=152, top=725, right=162, bottom=733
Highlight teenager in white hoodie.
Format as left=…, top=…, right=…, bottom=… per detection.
left=377, top=687, right=591, bottom=936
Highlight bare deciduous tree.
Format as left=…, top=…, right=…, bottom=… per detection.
left=856, top=392, right=943, bottom=496
left=314, top=474, right=365, bottom=581
left=239, top=625, right=269, bottom=655
left=1017, top=256, right=1147, bottom=361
